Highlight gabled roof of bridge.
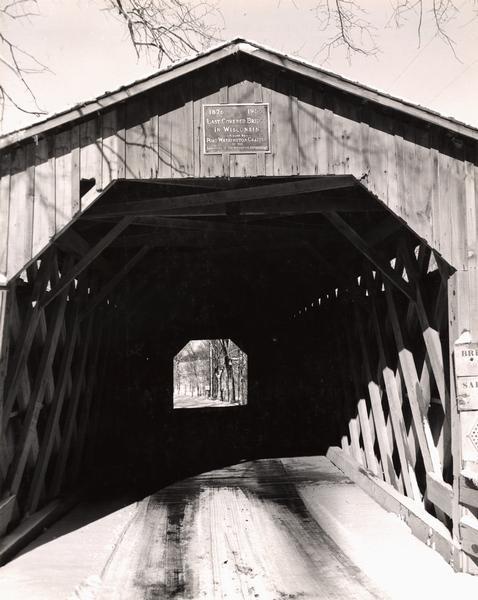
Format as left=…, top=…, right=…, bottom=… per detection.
left=1, top=37, right=478, bottom=150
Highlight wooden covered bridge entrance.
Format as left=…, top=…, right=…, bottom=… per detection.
left=1, top=39, right=478, bottom=590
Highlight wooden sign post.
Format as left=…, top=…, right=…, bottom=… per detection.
left=455, top=342, right=478, bottom=463
left=454, top=339, right=478, bottom=572
left=455, top=343, right=478, bottom=412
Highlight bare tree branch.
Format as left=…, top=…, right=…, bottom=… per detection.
left=313, top=0, right=379, bottom=62
left=0, top=0, right=49, bottom=120
left=313, top=0, right=466, bottom=62
left=103, top=0, right=221, bottom=66
left=0, top=0, right=221, bottom=126
left=389, top=0, right=460, bottom=57
left=0, top=0, right=473, bottom=127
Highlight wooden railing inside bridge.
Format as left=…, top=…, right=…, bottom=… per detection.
left=290, top=228, right=478, bottom=572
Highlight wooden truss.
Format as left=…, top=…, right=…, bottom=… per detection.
left=291, top=224, right=456, bottom=549
left=0, top=179, right=471, bottom=571
left=0, top=219, right=143, bottom=553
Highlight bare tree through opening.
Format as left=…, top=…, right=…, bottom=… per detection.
left=173, top=339, right=247, bottom=409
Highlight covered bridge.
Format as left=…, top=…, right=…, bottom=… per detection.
left=1, top=38, right=478, bottom=585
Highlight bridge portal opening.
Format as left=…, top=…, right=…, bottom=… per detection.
left=0, top=175, right=456, bottom=568
left=46, top=178, right=450, bottom=497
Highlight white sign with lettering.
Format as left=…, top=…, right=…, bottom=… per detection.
left=455, top=343, right=478, bottom=411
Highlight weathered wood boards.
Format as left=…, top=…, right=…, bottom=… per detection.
left=427, top=472, right=453, bottom=517
left=327, top=447, right=454, bottom=565
left=0, top=493, right=80, bottom=566
left=1, top=45, right=477, bottom=281
left=0, top=40, right=477, bottom=575
left=88, top=176, right=356, bottom=218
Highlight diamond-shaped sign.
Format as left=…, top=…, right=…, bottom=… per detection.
left=468, top=417, right=478, bottom=453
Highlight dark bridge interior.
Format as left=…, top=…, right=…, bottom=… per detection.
left=50, top=176, right=451, bottom=503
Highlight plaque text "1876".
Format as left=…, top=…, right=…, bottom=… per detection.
left=203, top=103, right=270, bottom=154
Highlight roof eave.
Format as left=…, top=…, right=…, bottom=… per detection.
left=1, top=38, right=477, bottom=151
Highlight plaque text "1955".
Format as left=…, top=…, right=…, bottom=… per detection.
left=203, top=103, right=270, bottom=154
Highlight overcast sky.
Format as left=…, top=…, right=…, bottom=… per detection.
left=1, top=0, right=477, bottom=134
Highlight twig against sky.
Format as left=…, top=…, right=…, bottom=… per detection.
left=0, top=0, right=476, bottom=125
left=0, top=0, right=221, bottom=123
left=103, top=0, right=221, bottom=65
left=313, top=0, right=379, bottom=61
left=389, top=0, right=461, bottom=58
left=0, top=0, right=49, bottom=120
left=313, top=0, right=472, bottom=63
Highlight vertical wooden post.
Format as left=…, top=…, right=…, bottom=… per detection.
left=82, top=306, right=114, bottom=476
left=0, top=287, right=12, bottom=490
left=449, top=268, right=478, bottom=573
left=0, top=288, right=11, bottom=414
left=71, top=313, right=104, bottom=481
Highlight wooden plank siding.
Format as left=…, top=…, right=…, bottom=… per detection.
left=1, top=56, right=476, bottom=283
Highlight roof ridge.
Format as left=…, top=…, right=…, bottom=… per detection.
left=1, top=38, right=477, bottom=149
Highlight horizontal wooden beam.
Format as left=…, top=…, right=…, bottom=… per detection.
left=323, top=212, right=416, bottom=302
left=124, top=177, right=269, bottom=190
left=460, top=472, right=478, bottom=509
left=327, top=446, right=453, bottom=566
left=426, top=472, right=453, bottom=517
left=145, top=193, right=379, bottom=218
left=0, top=493, right=80, bottom=566
left=120, top=216, right=336, bottom=236
left=460, top=515, right=478, bottom=560
left=88, top=176, right=357, bottom=218
left=112, top=221, right=337, bottom=248
left=85, top=197, right=381, bottom=226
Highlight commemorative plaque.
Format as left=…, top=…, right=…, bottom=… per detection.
left=203, top=103, right=270, bottom=154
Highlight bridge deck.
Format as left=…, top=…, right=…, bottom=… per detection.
left=0, top=457, right=476, bottom=599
